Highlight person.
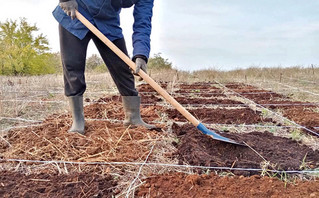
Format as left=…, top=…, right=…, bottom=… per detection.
left=52, top=0, right=155, bottom=134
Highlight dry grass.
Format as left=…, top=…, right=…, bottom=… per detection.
left=0, top=72, right=117, bottom=130
left=1, top=66, right=319, bottom=137
left=2, top=66, right=319, bottom=132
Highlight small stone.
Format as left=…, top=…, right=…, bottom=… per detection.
left=254, top=175, right=261, bottom=179
left=310, top=193, right=316, bottom=197
left=114, top=189, right=121, bottom=195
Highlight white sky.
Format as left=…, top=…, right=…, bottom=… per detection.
left=1, top=0, right=319, bottom=71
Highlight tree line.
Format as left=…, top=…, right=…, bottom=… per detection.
left=0, top=18, right=172, bottom=76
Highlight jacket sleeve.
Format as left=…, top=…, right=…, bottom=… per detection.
left=132, top=0, right=154, bottom=61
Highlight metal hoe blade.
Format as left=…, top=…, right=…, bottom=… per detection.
left=197, top=123, right=246, bottom=146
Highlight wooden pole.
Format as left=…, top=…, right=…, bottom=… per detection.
left=75, top=10, right=200, bottom=127
left=312, top=64, right=315, bottom=75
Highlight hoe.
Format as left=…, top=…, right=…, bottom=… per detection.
left=75, top=10, right=244, bottom=146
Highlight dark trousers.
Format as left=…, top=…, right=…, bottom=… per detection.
left=59, top=25, right=138, bottom=97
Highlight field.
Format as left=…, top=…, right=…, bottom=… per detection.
left=1, top=67, right=319, bottom=197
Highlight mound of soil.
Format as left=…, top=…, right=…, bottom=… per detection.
left=166, top=108, right=273, bottom=124
left=0, top=119, right=162, bottom=162
left=84, top=103, right=123, bottom=119
left=0, top=171, right=117, bottom=197
left=172, top=124, right=319, bottom=174
left=281, top=107, right=319, bottom=134
left=137, top=173, right=319, bottom=198
left=84, top=102, right=163, bottom=122
left=227, top=87, right=290, bottom=103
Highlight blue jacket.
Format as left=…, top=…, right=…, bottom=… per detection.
left=53, top=0, right=154, bottom=59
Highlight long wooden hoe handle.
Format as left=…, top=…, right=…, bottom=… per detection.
left=75, top=10, right=200, bottom=127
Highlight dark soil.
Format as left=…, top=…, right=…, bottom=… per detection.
left=183, top=81, right=218, bottom=86
left=0, top=171, right=117, bottom=198
left=137, top=83, right=167, bottom=92
left=166, top=108, right=273, bottom=124
left=225, top=83, right=319, bottom=136
left=137, top=173, right=319, bottom=198
left=139, top=93, right=163, bottom=104
left=281, top=107, right=319, bottom=134
left=172, top=124, right=319, bottom=174
left=263, top=101, right=319, bottom=109
left=174, top=89, right=226, bottom=97
left=230, top=88, right=317, bottom=108
left=179, top=84, right=219, bottom=90
left=244, top=92, right=289, bottom=102
left=236, top=89, right=282, bottom=93
left=225, top=83, right=258, bottom=89
left=174, top=82, right=225, bottom=97
left=174, top=97, right=244, bottom=105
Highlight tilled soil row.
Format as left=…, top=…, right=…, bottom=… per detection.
left=138, top=83, right=226, bottom=97
left=166, top=108, right=274, bottom=124
left=223, top=82, right=319, bottom=135
left=0, top=120, right=161, bottom=162
left=137, top=173, right=319, bottom=198
left=0, top=171, right=117, bottom=198
left=173, top=97, right=244, bottom=106
left=0, top=97, right=165, bottom=162
left=172, top=124, right=319, bottom=174
left=136, top=82, right=319, bottom=197
left=135, top=82, right=319, bottom=171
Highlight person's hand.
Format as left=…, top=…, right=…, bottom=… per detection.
left=134, top=57, right=147, bottom=75
left=59, top=0, right=78, bottom=20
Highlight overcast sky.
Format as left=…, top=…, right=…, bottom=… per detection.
left=1, top=0, right=318, bottom=71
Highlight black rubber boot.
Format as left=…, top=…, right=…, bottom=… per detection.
left=68, top=96, right=85, bottom=134
left=122, top=96, right=156, bottom=129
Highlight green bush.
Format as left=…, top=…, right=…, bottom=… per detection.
left=148, top=53, right=172, bottom=70
left=0, top=18, right=59, bottom=75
